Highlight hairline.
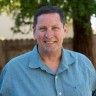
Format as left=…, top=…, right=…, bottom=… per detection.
left=33, top=6, right=65, bottom=28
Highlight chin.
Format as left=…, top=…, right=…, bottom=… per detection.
left=44, top=47, right=59, bottom=53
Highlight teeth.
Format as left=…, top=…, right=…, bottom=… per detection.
left=46, top=41, right=54, bottom=44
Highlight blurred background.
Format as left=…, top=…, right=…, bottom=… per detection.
left=0, top=0, right=96, bottom=70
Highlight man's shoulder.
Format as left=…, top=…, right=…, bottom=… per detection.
left=64, top=49, right=88, bottom=59
left=63, top=49, right=94, bottom=71
left=63, top=49, right=92, bottom=66
left=9, top=51, right=32, bottom=63
left=63, top=48, right=90, bottom=60
left=3, top=50, right=33, bottom=70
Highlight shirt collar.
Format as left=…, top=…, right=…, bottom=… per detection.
left=28, top=46, right=55, bottom=74
left=28, top=46, right=76, bottom=74
left=63, top=48, right=76, bottom=66
left=28, top=45, right=43, bottom=68
left=57, top=49, right=75, bottom=74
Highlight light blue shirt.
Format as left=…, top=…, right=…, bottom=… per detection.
left=0, top=46, right=96, bottom=96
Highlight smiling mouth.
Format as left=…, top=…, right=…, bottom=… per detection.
left=44, top=41, right=56, bottom=44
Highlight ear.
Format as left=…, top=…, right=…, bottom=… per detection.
left=33, top=27, right=36, bottom=40
left=62, top=23, right=68, bottom=38
left=63, top=23, right=68, bottom=33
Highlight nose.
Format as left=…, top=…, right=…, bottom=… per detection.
left=45, top=28, right=54, bottom=38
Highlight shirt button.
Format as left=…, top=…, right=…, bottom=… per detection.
left=58, top=92, right=62, bottom=95
left=55, top=76, right=58, bottom=79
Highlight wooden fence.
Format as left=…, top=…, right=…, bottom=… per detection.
left=0, top=35, right=96, bottom=70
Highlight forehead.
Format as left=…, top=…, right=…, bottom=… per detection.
left=36, top=13, right=62, bottom=25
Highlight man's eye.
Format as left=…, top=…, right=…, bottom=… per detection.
left=39, top=27, right=47, bottom=32
left=52, top=27, right=59, bottom=31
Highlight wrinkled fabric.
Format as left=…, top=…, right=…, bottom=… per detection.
left=0, top=46, right=96, bottom=96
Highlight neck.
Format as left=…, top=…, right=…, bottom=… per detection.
left=38, top=47, right=61, bottom=61
left=37, top=46, right=62, bottom=72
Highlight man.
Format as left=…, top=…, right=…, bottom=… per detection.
left=0, top=5, right=96, bottom=96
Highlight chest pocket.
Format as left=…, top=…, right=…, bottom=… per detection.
left=62, top=82, right=92, bottom=96
left=75, top=83, right=92, bottom=96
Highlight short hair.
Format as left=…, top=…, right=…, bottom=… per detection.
left=33, top=5, right=65, bottom=28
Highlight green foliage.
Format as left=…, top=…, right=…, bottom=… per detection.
left=0, top=0, right=96, bottom=33
left=68, top=0, right=96, bottom=19
left=0, top=0, right=20, bottom=14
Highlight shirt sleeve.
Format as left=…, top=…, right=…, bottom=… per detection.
left=84, top=56, right=96, bottom=92
left=90, top=63, right=96, bottom=92
left=79, top=53, right=96, bottom=92
left=0, top=64, right=12, bottom=96
left=0, top=66, right=6, bottom=95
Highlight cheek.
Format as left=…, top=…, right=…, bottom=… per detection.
left=56, top=32, right=64, bottom=40
left=34, top=33, right=44, bottom=41
left=34, top=31, right=40, bottom=39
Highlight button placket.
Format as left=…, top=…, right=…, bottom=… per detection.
left=55, top=75, right=62, bottom=96
left=58, top=92, right=62, bottom=95
left=55, top=76, right=58, bottom=79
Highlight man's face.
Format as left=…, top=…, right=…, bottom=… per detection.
left=33, top=13, right=67, bottom=53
